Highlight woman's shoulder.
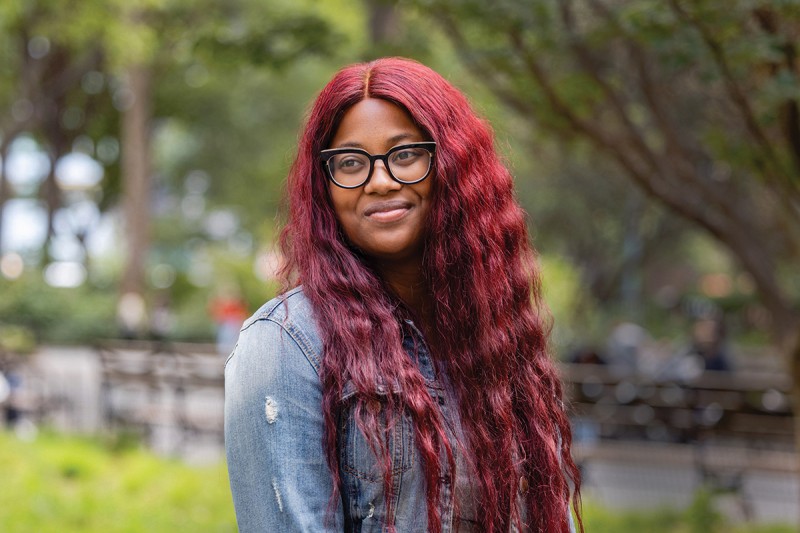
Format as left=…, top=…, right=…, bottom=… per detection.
left=235, top=285, right=324, bottom=374
left=243, top=285, right=314, bottom=328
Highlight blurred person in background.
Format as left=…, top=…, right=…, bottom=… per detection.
left=209, top=285, right=249, bottom=356
left=116, top=292, right=147, bottom=340
left=224, top=57, right=581, bottom=533
left=652, top=314, right=732, bottom=382
left=688, top=315, right=732, bottom=372
left=605, top=321, right=650, bottom=376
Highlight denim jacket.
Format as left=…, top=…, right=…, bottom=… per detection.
left=225, top=287, right=574, bottom=532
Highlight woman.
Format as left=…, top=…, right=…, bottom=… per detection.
left=225, top=57, right=582, bottom=533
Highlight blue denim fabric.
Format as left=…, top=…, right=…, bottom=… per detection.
left=225, top=287, right=574, bottom=532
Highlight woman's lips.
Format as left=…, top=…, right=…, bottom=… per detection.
left=363, top=200, right=412, bottom=222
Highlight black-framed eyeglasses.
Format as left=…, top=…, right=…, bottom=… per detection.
left=320, top=142, right=436, bottom=189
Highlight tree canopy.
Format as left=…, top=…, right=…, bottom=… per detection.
left=421, top=0, right=799, bottom=342
left=2, top=0, right=797, bottom=354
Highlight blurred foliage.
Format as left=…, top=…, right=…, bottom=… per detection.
left=686, top=488, right=723, bottom=533
left=0, top=324, right=36, bottom=355
left=417, top=0, right=800, bottom=342
left=0, top=430, right=234, bottom=532
left=0, top=0, right=793, bottom=351
left=578, top=495, right=793, bottom=533
left=0, top=245, right=282, bottom=344
left=540, top=253, right=599, bottom=353
left=0, top=276, right=116, bottom=344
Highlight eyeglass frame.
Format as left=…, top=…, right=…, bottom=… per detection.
left=319, top=141, right=437, bottom=189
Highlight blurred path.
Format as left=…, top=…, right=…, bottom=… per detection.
left=577, top=441, right=798, bottom=525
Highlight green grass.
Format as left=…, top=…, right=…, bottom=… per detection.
left=0, top=430, right=235, bottom=532
left=578, top=493, right=795, bottom=533
left=0, top=430, right=794, bottom=532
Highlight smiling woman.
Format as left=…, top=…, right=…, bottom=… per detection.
left=224, top=57, right=582, bottom=533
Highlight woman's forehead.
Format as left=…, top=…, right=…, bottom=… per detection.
left=328, top=99, right=423, bottom=151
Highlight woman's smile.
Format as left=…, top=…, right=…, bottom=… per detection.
left=363, top=199, right=413, bottom=222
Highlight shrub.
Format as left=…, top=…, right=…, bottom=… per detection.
left=0, top=430, right=235, bottom=532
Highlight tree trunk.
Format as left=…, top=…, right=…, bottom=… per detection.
left=0, top=138, right=11, bottom=254
left=119, top=64, right=152, bottom=298
left=365, top=0, right=399, bottom=45
left=790, top=331, right=800, bottom=513
left=40, top=145, right=67, bottom=266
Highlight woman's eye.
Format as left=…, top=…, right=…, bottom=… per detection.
left=337, top=156, right=366, bottom=173
left=391, top=149, right=421, bottom=165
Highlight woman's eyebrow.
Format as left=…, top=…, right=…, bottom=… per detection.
left=387, top=133, right=417, bottom=145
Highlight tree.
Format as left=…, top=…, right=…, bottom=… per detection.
left=0, top=1, right=108, bottom=258
left=423, top=0, right=800, bottom=483
left=111, top=0, right=343, bottom=297
left=0, top=0, right=341, bottom=297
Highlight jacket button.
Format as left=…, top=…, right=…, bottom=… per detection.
left=519, top=476, right=529, bottom=493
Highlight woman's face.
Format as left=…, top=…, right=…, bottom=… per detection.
left=327, top=98, right=432, bottom=267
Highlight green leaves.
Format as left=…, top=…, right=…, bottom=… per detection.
left=193, top=15, right=342, bottom=70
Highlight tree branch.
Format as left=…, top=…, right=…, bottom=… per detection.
left=668, top=0, right=792, bottom=185
left=433, top=1, right=797, bottom=339
left=568, top=0, right=758, bottom=234
left=558, top=1, right=663, bottom=179
left=505, top=24, right=793, bottom=333
left=589, top=0, right=800, bottom=251
left=752, top=7, right=800, bottom=180
left=435, top=14, right=539, bottom=118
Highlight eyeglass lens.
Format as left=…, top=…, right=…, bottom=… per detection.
left=326, top=146, right=432, bottom=187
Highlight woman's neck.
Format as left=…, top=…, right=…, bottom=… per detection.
left=374, top=261, right=433, bottom=328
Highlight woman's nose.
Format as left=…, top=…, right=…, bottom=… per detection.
left=364, top=160, right=401, bottom=194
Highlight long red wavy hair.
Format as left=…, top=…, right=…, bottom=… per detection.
left=279, top=57, right=581, bottom=533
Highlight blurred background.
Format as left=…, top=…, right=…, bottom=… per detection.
left=0, top=0, right=798, bottom=531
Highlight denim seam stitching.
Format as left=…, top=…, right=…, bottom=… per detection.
left=265, top=317, right=321, bottom=375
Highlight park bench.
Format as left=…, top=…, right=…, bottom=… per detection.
left=560, top=362, right=794, bottom=519
left=96, top=340, right=224, bottom=454
left=561, top=363, right=792, bottom=447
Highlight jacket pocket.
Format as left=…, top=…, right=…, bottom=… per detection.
left=338, top=383, right=415, bottom=483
